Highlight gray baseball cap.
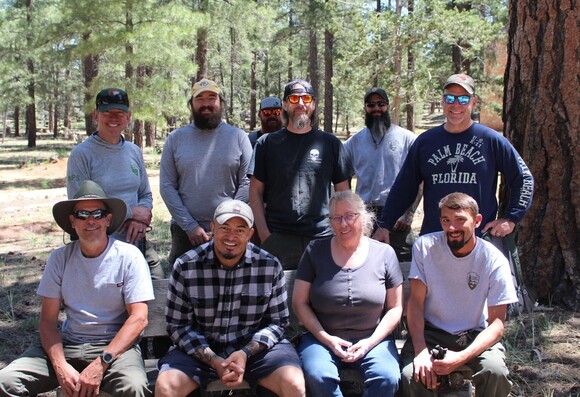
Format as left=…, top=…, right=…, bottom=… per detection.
left=259, top=97, right=282, bottom=110
left=214, top=199, right=254, bottom=228
left=443, top=74, right=476, bottom=95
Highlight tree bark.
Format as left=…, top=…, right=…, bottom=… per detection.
left=323, top=29, right=334, bottom=134
left=25, top=0, right=36, bottom=148
left=14, top=107, right=20, bottom=137
left=391, top=0, right=403, bottom=126
left=504, top=0, right=579, bottom=309
left=405, top=0, right=415, bottom=132
left=250, top=51, right=257, bottom=131
left=195, top=0, right=209, bottom=81
left=82, top=33, right=99, bottom=135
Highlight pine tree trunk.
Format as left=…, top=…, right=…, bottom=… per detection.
left=323, top=29, right=334, bottom=134
left=504, top=0, right=579, bottom=309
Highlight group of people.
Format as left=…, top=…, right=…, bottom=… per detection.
left=0, top=72, right=533, bottom=397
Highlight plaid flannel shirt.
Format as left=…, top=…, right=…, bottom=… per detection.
left=165, top=241, right=289, bottom=357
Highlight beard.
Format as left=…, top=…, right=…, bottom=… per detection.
left=446, top=231, right=474, bottom=253
left=193, top=106, right=223, bottom=130
left=291, top=113, right=310, bottom=130
left=261, top=117, right=283, bottom=133
left=365, top=111, right=391, bottom=143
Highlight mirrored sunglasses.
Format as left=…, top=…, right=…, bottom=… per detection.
left=73, top=209, right=110, bottom=220
left=366, top=101, right=388, bottom=108
left=287, top=94, right=314, bottom=104
left=261, top=109, right=281, bottom=116
left=443, top=94, right=472, bottom=105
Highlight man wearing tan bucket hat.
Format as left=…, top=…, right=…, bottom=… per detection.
left=0, top=180, right=154, bottom=397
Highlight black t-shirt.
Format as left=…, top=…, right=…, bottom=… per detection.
left=251, top=128, right=354, bottom=237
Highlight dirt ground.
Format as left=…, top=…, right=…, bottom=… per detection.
left=0, top=135, right=578, bottom=396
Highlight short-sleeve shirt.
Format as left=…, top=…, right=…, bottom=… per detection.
left=250, top=128, right=355, bottom=237
left=296, top=237, right=403, bottom=340
left=410, top=232, right=518, bottom=334
left=38, top=239, right=154, bottom=344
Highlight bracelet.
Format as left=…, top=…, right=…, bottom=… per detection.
left=241, top=346, right=252, bottom=359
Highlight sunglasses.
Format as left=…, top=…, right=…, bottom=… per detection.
left=366, top=101, right=388, bottom=108
left=287, top=94, right=314, bottom=104
left=96, top=92, right=129, bottom=107
left=73, top=209, right=110, bottom=220
left=261, top=109, right=281, bottom=116
left=443, top=94, right=472, bottom=105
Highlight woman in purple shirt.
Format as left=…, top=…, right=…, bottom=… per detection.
left=293, top=190, right=404, bottom=397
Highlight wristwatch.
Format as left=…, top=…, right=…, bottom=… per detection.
left=241, top=346, right=252, bottom=359
left=101, top=351, right=115, bottom=365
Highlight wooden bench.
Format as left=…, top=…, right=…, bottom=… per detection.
left=58, top=264, right=411, bottom=396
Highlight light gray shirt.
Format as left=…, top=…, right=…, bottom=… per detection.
left=344, top=124, right=416, bottom=206
left=38, top=239, right=154, bottom=344
left=160, top=121, right=252, bottom=233
left=410, top=232, right=518, bottom=334
left=67, top=133, right=153, bottom=241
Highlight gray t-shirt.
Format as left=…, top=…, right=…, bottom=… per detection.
left=410, top=232, right=518, bottom=334
left=296, top=237, right=403, bottom=340
left=38, top=238, right=154, bottom=344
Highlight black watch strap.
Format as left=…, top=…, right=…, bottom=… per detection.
left=241, top=346, right=252, bottom=359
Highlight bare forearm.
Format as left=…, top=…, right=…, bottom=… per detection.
left=104, top=314, right=148, bottom=358
left=458, top=319, right=504, bottom=363
left=193, top=346, right=219, bottom=366
left=249, top=181, right=270, bottom=241
left=40, top=324, right=67, bottom=367
left=368, top=306, right=403, bottom=347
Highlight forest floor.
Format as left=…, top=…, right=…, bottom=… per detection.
left=0, top=130, right=578, bottom=396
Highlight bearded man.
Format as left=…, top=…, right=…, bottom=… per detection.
left=400, top=192, right=517, bottom=397
left=249, top=79, right=355, bottom=270
left=344, top=87, right=421, bottom=262
left=248, top=97, right=283, bottom=148
left=160, top=78, right=252, bottom=266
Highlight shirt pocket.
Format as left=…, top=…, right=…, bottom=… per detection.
left=238, top=291, right=271, bottom=324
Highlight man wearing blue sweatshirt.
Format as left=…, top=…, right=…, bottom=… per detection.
left=374, top=74, right=534, bottom=244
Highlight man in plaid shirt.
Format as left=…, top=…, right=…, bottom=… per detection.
left=155, top=200, right=305, bottom=397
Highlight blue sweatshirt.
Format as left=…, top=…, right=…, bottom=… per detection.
left=379, top=123, right=534, bottom=235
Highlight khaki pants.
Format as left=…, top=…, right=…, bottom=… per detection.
left=399, top=325, right=512, bottom=397
left=0, top=344, right=151, bottom=397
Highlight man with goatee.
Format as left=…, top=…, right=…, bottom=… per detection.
left=400, top=192, right=517, bottom=396
left=160, top=78, right=252, bottom=266
left=249, top=79, right=355, bottom=270
left=344, top=87, right=421, bottom=262
left=248, top=97, right=283, bottom=148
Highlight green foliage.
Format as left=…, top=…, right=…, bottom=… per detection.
left=0, top=0, right=509, bottom=135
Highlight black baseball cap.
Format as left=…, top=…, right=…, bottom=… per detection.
left=96, top=88, right=129, bottom=112
left=364, top=88, right=389, bottom=103
left=283, top=80, right=315, bottom=101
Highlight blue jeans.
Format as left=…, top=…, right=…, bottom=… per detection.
left=298, top=332, right=400, bottom=397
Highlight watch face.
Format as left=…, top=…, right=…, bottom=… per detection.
left=102, top=352, right=114, bottom=364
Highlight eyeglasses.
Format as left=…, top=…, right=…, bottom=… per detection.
left=443, top=94, right=472, bottom=105
left=261, top=109, right=281, bottom=116
left=73, top=209, right=110, bottom=220
left=366, top=101, right=388, bottom=108
left=329, top=213, right=360, bottom=225
left=96, top=91, right=129, bottom=107
left=287, top=94, right=314, bottom=104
